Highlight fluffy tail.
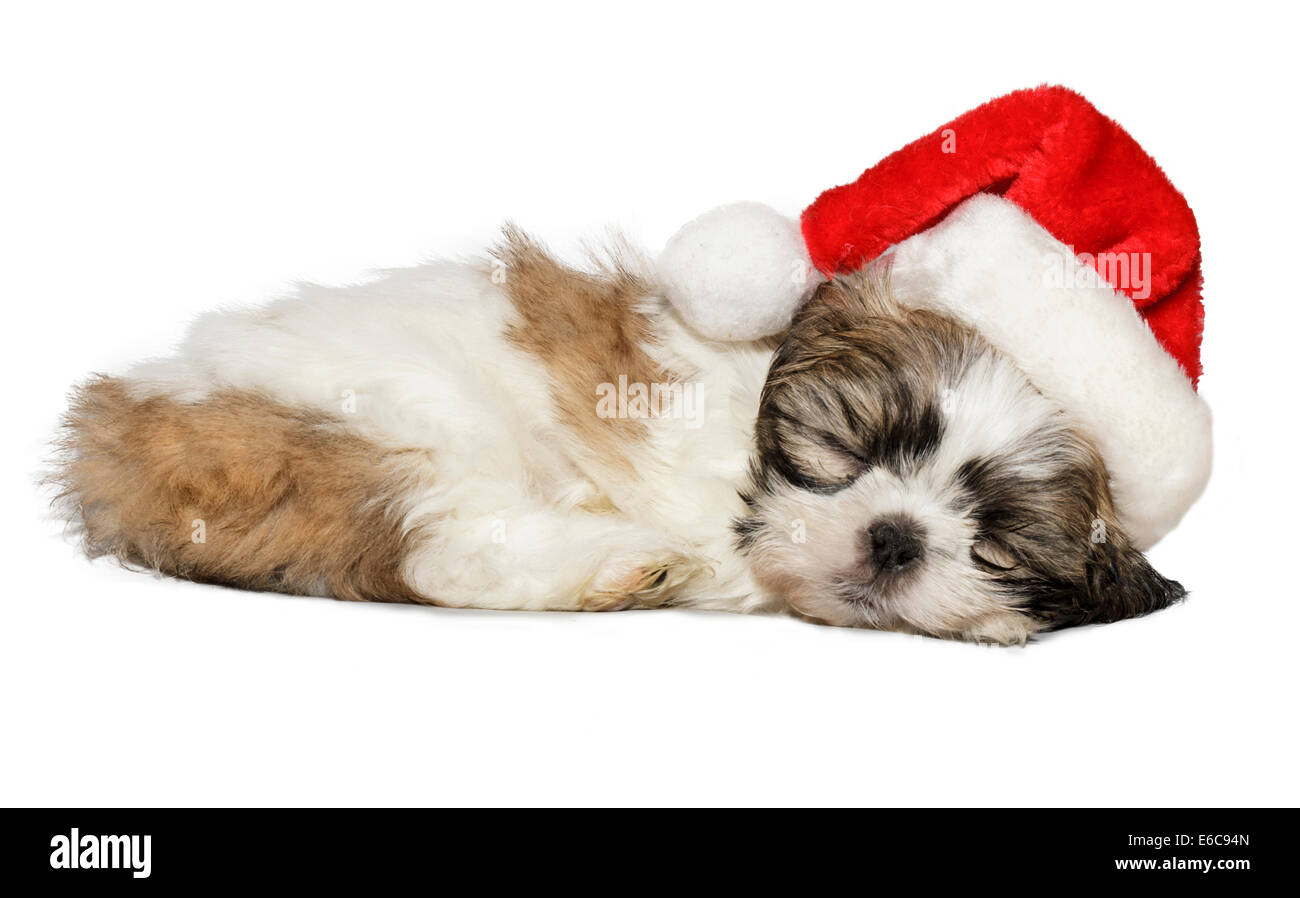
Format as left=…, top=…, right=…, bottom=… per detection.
left=51, top=377, right=434, bottom=603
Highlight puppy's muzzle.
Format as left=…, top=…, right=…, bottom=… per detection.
left=862, top=517, right=925, bottom=572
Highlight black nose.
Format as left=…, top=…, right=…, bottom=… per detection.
left=864, top=518, right=925, bottom=571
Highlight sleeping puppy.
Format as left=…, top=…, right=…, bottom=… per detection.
left=53, top=229, right=1183, bottom=643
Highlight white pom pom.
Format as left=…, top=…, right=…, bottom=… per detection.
left=657, top=202, right=820, bottom=341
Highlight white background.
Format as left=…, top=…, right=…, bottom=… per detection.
left=2, top=1, right=1296, bottom=807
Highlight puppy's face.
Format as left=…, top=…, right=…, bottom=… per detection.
left=735, top=272, right=1185, bottom=644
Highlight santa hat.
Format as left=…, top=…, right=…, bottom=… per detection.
left=657, top=86, right=1210, bottom=549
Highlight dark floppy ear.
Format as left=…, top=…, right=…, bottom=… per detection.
left=1080, top=541, right=1187, bottom=625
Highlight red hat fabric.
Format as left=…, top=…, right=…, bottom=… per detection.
left=654, top=86, right=1211, bottom=548
left=800, top=86, right=1203, bottom=385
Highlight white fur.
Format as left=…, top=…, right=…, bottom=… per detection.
left=657, top=202, right=821, bottom=341
left=123, top=260, right=783, bottom=614
left=741, top=341, right=1060, bottom=640
left=888, top=195, right=1212, bottom=549
left=661, top=195, right=1211, bottom=549
left=107, top=208, right=1203, bottom=635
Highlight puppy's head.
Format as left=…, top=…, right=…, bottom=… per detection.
left=735, top=271, right=1185, bottom=644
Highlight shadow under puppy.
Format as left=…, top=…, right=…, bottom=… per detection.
left=52, top=230, right=1182, bottom=645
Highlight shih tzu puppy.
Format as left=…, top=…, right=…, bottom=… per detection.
left=738, top=268, right=1184, bottom=642
left=52, top=220, right=1186, bottom=645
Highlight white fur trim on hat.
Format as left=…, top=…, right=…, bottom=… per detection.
left=887, top=194, right=1211, bottom=549
left=657, top=202, right=821, bottom=341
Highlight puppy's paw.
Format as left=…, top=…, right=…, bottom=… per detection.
left=582, top=549, right=703, bottom=611
left=960, top=611, right=1040, bottom=646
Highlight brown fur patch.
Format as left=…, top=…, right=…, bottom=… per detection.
left=52, top=377, right=434, bottom=603
left=745, top=269, right=1184, bottom=635
left=494, top=227, right=667, bottom=472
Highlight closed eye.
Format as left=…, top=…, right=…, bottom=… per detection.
left=769, top=413, right=870, bottom=491
left=812, top=429, right=870, bottom=466
left=800, top=428, right=870, bottom=488
left=971, top=540, right=1019, bottom=572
